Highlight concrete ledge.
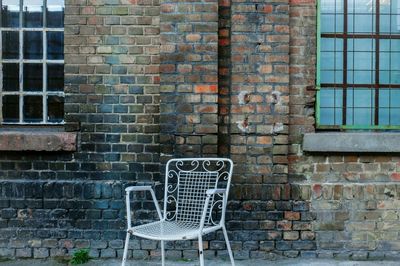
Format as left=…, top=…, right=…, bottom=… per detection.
left=0, top=131, right=77, bottom=151
left=303, top=133, right=400, bottom=153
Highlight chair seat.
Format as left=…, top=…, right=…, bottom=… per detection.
left=129, top=220, right=219, bottom=241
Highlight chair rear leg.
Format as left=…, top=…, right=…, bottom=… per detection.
left=122, top=232, right=130, bottom=266
left=198, top=234, right=204, bottom=266
left=222, top=225, right=235, bottom=266
left=161, top=240, right=165, bottom=266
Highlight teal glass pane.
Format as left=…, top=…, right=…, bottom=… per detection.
left=348, top=0, right=375, bottom=13
left=391, top=90, right=400, bottom=107
left=321, top=70, right=343, bottom=83
left=380, top=15, right=400, bottom=33
left=320, top=108, right=335, bottom=125
left=321, top=0, right=344, bottom=13
left=380, top=52, right=390, bottom=70
left=391, top=53, right=400, bottom=69
left=321, top=14, right=343, bottom=33
left=391, top=40, right=400, bottom=52
left=380, top=40, right=390, bottom=52
left=348, top=14, right=375, bottom=33
left=353, top=108, right=373, bottom=125
left=379, top=108, right=390, bottom=125
left=350, top=89, right=375, bottom=108
left=352, top=39, right=374, bottom=52
left=347, top=70, right=374, bottom=84
left=380, top=71, right=390, bottom=84
left=348, top=52, right=374, bottom=70
left=391, top=71, right=400, bottom=84
left=320, top=88, right=343, bottom=107
left=391, top=109, right=400, bottom=125
left=379, top=89, right=390, bottom=108
left=321, top=52, right=341, bottom=70
left=380, top=0, right=399, bottom=14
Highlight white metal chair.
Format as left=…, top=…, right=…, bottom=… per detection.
left=122, top=158, right=235, bottom=266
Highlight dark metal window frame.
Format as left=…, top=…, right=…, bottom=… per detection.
left=316, top=0, right=400, bottom=130
left=0, top=0, right=64, bottom=125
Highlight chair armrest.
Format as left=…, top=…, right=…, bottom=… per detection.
left=206, top=188, right=226, bottom=195
left=125, top=185, right=152, bottom=192
left=124, top=185, right=163, bottom=225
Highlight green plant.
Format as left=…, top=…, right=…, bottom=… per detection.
left=70, top=249, right=91, bottom=265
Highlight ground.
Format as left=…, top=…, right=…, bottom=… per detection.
left=0, top=258, right=399, bottom=266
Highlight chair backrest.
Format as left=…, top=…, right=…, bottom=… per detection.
left=163, top=158, right=233, bottom=226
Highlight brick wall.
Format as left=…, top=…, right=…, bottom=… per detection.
left=289, top=0, right=400, bottom=259
left=1, top=0, right=399, bottom=261
left=0, top=0, right=161, bottom=258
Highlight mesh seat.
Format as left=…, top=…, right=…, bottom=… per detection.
left=122, top=158, right=235, bottom=266
left=130, top=220, right=217, bottom=241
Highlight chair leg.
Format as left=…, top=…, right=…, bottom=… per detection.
left=222, top=225, right=235, bottom=266
left=161, top=240, right=165, bottom=266
left=122, top=232, right=130, bottom=266
left=198, top=234, right=204, bottom=266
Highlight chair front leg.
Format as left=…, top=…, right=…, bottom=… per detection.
left=222, top=225, right=235, bottom=266
left=198, top=234, right=204, bottom=266
left=161, top=240, right=165, bottom=266
left=122, top=232, right=130, bottom=266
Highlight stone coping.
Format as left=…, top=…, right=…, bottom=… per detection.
left=303, top=132, right=400, bottom=153
left=0, top=131, right=77, bottom=151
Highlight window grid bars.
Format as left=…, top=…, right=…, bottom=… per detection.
left=317, top=0, right=400, bottom=129
left=0, top=0, right=64, bottom=124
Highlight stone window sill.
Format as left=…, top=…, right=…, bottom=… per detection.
left=303, top=132, right=400, bottom=153
left=0, top=131, right=77, bottom=151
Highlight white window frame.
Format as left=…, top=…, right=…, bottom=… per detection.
left=0, top=0, right=64, bottom=124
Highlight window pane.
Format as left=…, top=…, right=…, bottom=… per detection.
left=2, top=31, right=19, bottom=59
left=391, top=108, right=400, bottom=125
left=320, top=88, right=343, bottom=108
left=353, top=108, right=373, bottom=125
left=348, top=0, right=375, bottom=13
left=23, top=96, right=42, bottom=122
left=47, top=64, right=64, bottom=91
left=47, top=0, right=64, bottom=28
left=320, top=108, right=335, bottom=125
left=3, top=63, right=19, bottom=91
left=348, top=52, right=374, bottom=70
left=2, top=95, right=19, bottom=122
left=380, top=89, right=390, bottom=108
left=1, top=0, right=20, bottom=27
left=321, top=52, right=343, bottom=70
left=347, top=70, right=374, bottom=84
left=23, top=0, right=43, bottom=28
left=24, top=31, right=43, bottom=59
left=47, top=32, right=64, bottom=59
left=391, top=71, right=400, bottom=84
left=47, top=96, right=63, bottom=122
left=379, top=108, right=389, bottom=125
left=23, top=64, right=42, bottom=91
left=391, top=89, right=400, bottom=107
left=348, top=14, right=375, bottom=33
left=321, top=0, right=344, bottom=13
left=347, top=88, right=375, bottom=108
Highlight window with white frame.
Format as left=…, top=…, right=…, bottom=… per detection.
left=0, top=0, right=64, bottom=124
